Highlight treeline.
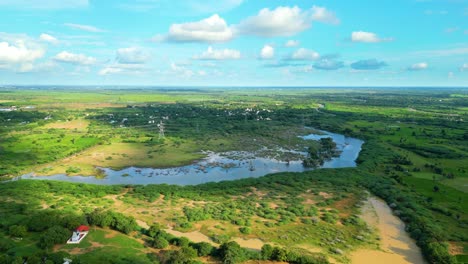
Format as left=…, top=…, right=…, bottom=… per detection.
left=357, top=139, right=463, bottom=264
left=145, top=224, right=329, bottom=264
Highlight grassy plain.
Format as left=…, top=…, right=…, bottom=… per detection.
left=0, top=87, right=467, bottom=263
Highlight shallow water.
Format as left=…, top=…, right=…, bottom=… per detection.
left=351, top=197, right=426, bottom=264
left=16, top=129, right=364, bottom=185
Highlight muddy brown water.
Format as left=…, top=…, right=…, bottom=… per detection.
left=352, top=197, right=426, bottom=264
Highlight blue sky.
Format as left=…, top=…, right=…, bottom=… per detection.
left=0, top=0, right=466, bottom=86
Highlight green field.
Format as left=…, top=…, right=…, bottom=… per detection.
left=0, top=87, right=467, bottom=263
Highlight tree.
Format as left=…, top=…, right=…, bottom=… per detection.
left=193, top=242, right=214, bottom=257
left=260, top=244, right=274, bottom=260
left=152, top=237, right=169, bottom=249
left=9, top=225, right=27, bottom=238
left=38, top=226, right=70, bottom=249
left=219, top=241, right=246, bottom=264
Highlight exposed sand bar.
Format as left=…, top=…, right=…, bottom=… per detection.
left=352, top=197, right=426, bottom=264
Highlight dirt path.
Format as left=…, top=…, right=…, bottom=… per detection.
left=351, top=197, right=426, bottom=264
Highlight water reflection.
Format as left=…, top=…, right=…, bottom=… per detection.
left=18, top=130, right=363, bottom=185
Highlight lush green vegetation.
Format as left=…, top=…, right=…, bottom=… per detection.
left=0, top=87, right=467, bottom=263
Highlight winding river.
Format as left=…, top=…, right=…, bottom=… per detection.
left=17, top=129, right=364, bottom=185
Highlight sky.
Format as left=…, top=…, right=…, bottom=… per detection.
left=0, top=0, right=467, bottom=87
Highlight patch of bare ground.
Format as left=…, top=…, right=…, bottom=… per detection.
left=232, top=238, right=264, bottom=250
left=136, top=220, right=150, bottom=229
left=351, top=197, right=426, bottom=264
left=318, top=192, right=332, bottom=199
left=448, top=242, right=464, bottom=255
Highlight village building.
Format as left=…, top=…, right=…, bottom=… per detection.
left=67, top=225, right=89, bottom=244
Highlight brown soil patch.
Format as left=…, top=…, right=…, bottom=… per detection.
left=448, top=242, right=465, bottom=255
left=104, top=232, right=118, bottom=239
left=351, top=197, right=426, bottom=264
left=232, top=237, right=264, bottom=250
left=136, top=220, right=150, bottom=229
left=165, top=229, right=218, bottom=246
left=269, top=202, right=279, bottom=209
left=318, top=192, right=332, bottom=199
left=333, top=197, right=356, bottom=217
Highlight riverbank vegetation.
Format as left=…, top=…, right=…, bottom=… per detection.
left=0, top=87, right=467, bottom=263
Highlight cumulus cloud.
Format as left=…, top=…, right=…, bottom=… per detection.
left=285, top=40, right=300, bottom=47
left=351, top=31, right=393, bottom=43
left=351, top=59, right=387, bottom=70
left=236, top=6, right=311, bottom=37
left=260, top=45, right=274, bottom=59
left=64, top=23, right=106, bottom=33
left=311, top=5, right=340, bottom=24
left=116, top=47, right=150, bottom=64
left=0, top=0, right=88, bottom=9
left=193, top=46, right=241, bottom=60
left=39, top=33, right=58, bottom=44
left=165, top=14, right=233, bottom=43
left=285, top=48, right=320, bottom=61
left=313, top=59, right=344, bottom=70
left=53, top=51, right=96, bottom=65
left=408, top=62, right=428, bottom=71
left=236, top=5, right=338, bottom=37
left=0, top=34, right=45, bottom=72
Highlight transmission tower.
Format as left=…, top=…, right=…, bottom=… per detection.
left=158, top=121, right=165, bottom=139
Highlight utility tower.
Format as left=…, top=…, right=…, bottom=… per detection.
left=158, top=121, right=165, bottom=139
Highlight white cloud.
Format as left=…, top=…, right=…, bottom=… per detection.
left=0, top=34, right=45, bottom=72
left=116, top=47, right=150, bottom=64
left=64, top=23, right=106, bottom=33
left=39, top=33, right=58, bottom=44
left=408, top=62, right=428, bottom=71
left=286, top=48, right=320, bottom=61
left=285, top=40, right=300, bottom=47
left=351, top=31, right=393, bottom=43
left=99, top=64, right=146, bottom=76
left=193, top=46, right=241, bottom=60
left=236, top=6, right=311, bottom=37
left=170, top=62, right=195, bottom=78
left=166, top=14, right=233, bottom=43
left=236, top=5, right=338, bottom=37
left=53, top=51, right=96, bottom=65
left=460, top=63, right=468, bottom=71
left=260, top=45, right=274, bottom=60
left=0, top=0, right=88, bottom=9
left=311, top=5, right=340, bottom=24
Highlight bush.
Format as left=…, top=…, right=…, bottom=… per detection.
left=9, top=225, right=27, bottom=238
left=193, top=242, right=214, bottom=257
left=239, top=227, right=251, bottom=235
left=152, top=237, right=169, bottom=249
left=38, top=226, right=70, bottom=249
left=219, top=241, right=247, bottom=264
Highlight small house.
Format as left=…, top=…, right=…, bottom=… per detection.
left=67, top=225, right=89, bottom=244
